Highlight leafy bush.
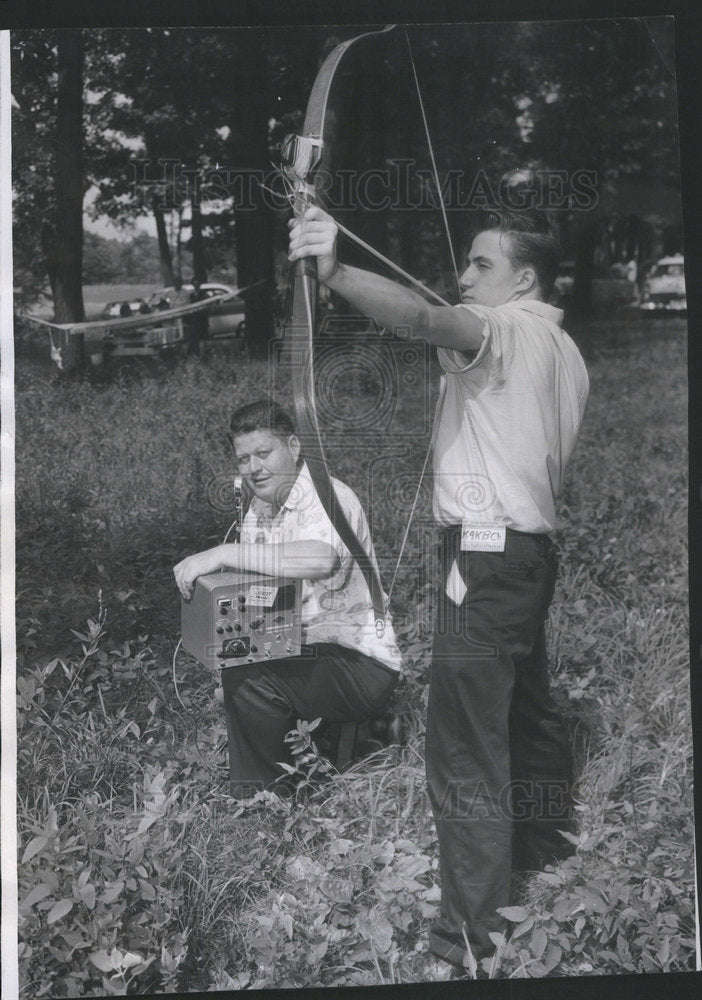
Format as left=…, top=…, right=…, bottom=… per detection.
left=14, top=327, right=694, bottom=991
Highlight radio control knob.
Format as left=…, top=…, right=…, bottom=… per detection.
left=216, top=627, right=224, bottom=635
left=225, top=625, right=233, bottom=633
left=234, top=624, right=242, bottom=632
left=251, top=645, right=258, bottom=653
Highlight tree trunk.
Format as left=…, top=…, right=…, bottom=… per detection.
left=395, top=103, right=419, bottom=306
left=337, top=64, right=388, bottom=275
left=228, top=36, right=275, bottom=357
left=153, top=196, right=174, bottom=285
left=570, top=217, right=600, bottom=320
left=233, top=196, right=274, bottom=357
left=190, top=197, right=207, bottom=284
left=174, top=208, right=183, bottom=280
left=52, top=29, right=85, bottom=326
left=44, top=29, right=85, bottom=373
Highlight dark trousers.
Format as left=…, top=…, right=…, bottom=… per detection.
left=221, top=643, right=398, bottom=798
left=426, top=528, right=574, bottom=964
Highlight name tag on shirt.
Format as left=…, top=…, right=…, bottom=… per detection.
left=460, top=521, right=506, bottom=552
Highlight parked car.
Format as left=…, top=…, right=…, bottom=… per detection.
left=317, top=314, right=383, bottom=337
left=147, top=282, right=245, bottom=337
left=101, top=316, right=186, bottom=359
left=639, top=255, right=686, bottom=314
left=96, top=293, right=183, bottom=360
left=101, top=298, right=149, bottom=319
left=552, top=261, right=637, bottom=309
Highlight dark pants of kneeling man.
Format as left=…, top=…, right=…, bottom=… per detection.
left=221, top=642, right=398, bottom=798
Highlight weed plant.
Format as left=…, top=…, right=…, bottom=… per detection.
left=14, top=322, right=693, bottom=992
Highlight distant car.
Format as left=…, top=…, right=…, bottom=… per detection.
left=639, top=255, right=686, bottom=314
left=552, top=261, right=637, bottom=309
left=101, top=298, right=149, bottom=319
left=318, top=314, right=383, bottom=337
left=97, top=293, right=183, bottom=360
left=101, top=315, right=186, bottom=359
left=147, top=282, right=246, bottom=337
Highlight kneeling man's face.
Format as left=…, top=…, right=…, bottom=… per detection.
left=232, top=428, right=300, bottom=509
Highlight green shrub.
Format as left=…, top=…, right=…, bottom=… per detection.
left=15, top=328, right=694, bottom=990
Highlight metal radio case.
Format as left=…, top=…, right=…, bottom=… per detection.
left=181, top=572, right=302, bottom=671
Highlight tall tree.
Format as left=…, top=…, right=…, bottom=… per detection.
left=513, top=17, right=680, bottom=315
left=12, top=30, right=58, bottom=311
left=222, top=30, right=275, bottom=355
left=50, top=29, right=86, bottom=323
left=86, top=28, right=281, bottom=349
left=12, top=22, right=679, bottom=331
left=152, top=191, right=175, bottom=285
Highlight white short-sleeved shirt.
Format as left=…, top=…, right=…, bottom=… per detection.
left=240, top=463, right=402, bottom=672
left=433, top=299, right=589, bottom=533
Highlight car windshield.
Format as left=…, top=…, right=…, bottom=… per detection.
left=652, top=264, right=683, bottom=277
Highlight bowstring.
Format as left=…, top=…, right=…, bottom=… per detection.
left=277, top=33, right=462, bottom=609
left=385, top=30, right=463, bottom=608
left=385, top=375, right=447, bottom=607
left=267, top=168, right=451, bottom=308
left=403, top=26, right=462, bottom=299
left=284, top=161, right=387, bottom=634
left=274, top=167, right=318, bottom=400
left=276, top=163, right=447, bottom=614
left=333, top=219, right=451, bottom=307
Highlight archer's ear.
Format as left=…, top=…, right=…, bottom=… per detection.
left=517, top=267, right=538, bottom=293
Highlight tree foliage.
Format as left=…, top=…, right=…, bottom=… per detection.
left=14, top=319, right=692, bottom=990
left=12, top=29, right=60, bottom=311
left=81, top=232, right=159, bottom=285
left=12, top=20, right=680, bottom=327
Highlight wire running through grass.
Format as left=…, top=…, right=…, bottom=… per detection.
left=172, top=637, right=188, bottom=710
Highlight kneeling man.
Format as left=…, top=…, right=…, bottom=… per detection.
left=173, top=400, right=402, bottom=797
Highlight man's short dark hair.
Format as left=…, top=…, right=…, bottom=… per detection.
left=475, top=208, right=562, bottom=301
left=229, top=400, right=297, bottom=441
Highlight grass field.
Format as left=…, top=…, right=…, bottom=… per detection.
left=13, top=314, right=694, bottom=992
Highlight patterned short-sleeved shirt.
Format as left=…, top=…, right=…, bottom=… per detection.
left=240, top=463, right=402, bottom=672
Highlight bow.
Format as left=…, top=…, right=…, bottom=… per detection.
left=282, top=26, right=462, bottom=635
left=282, top=26, right=395, bottom=638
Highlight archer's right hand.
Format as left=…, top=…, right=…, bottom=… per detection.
left=288, top=206, right=339, bottom=284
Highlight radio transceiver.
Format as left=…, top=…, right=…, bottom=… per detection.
left=181, top=572, right=302, bottom=671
